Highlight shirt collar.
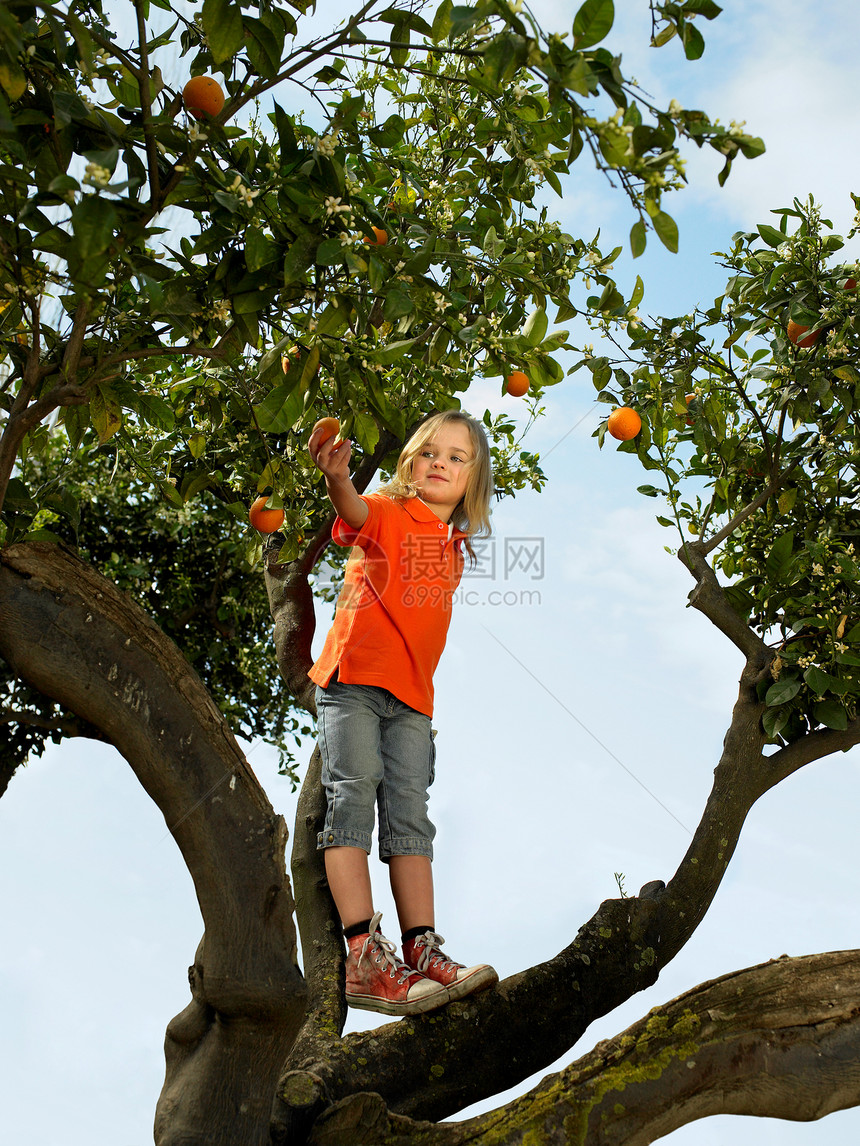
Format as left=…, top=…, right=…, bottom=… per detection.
left=406, top=496, right=469, bottom=541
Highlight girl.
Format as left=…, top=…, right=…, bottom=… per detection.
left=308, top=410, right=498, bottom=1016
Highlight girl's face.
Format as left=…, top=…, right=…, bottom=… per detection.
left=410, top=422, right=474, bottom=521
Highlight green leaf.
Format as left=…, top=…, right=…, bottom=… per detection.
left=369, top=114, right=406, bottom=147
left=253, top=385, right=304, bottom=433
left=62, top=405, right=88, bottom=450
left=71, top=196, right=117, bottom=258
left=652, top=211, right=679, bottom=253
left=681, top=21, right=705, bottom=60
left=187, top=433, right=206, bottom=459
left=449, top=5, right=482, bottom=38
left=181, top=472, right=212, bottom=502
left=483, top=33, right=528, bottom=90
left=765, top=678, right=800, bottom=707
left=301, top=345, right=320, bottom=389
left=316, top=301, right=348, bottom=337
left=365, top=372, right=405, bottom=438
left=630, top=218, right=646, bottom=258
left=202, top=0, right=244, bottom=65
left=351, top=410, right=380, bottom=453
left=682, top=0, right=722, bottom=18
left=273, top=102, right=298, bottom=156
left=573, top=0, right=615, bottom=49
left=244, top=16, right=284, bottom=79
left=0, top=61, right=26, bottom=101
left=283, top=232, right=318, bottom=283
left=63, top=10, right=95, bottom=74
left=544, top=168, right=563, bottom=198
left=160, top=481, right=185, bottom=508
left=90, top=384, right=123, bottom=443
left=568, top=121, right=583, bottom=162
left=766, top=530, right=794, bottom=581
left=3, top=477, right=35, bottom=513
left=315, top=236, right=346, bottom=266
left=757, top=224, right=786, bottom=248
left=390, top=16, right=409, bottom=67
left=762, top=705, right=791, bottom=739
left=804, top=665, right=847, bottom=696
left=813, top=699, right=849, bottom=731
left=246, top=228, right=280, bottom=272
left=431, top=0, right=453, bottom=42
left=777, top=487, right=797, bottom=515
left=383, top=287, right=414, bottom=322
left=522, top=308, right=548, bottom=346
left=135, top=394, right=175, bottom=431
left=629, top=274, right=644, bottom=309
left=373, top=337, right=420, bottom=366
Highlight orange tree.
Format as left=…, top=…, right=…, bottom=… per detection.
left=0, top=0, right=762, bottom=783
left=538, top=194, right=860, bottom=1140
left=590, top=195, right=860, bottom=746
left=3, top=2, right=826, bottom=1145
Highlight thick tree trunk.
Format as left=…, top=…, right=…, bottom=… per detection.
left=0, top=542, right=307, bottom=1146
left=303, top=949, right=860, bottom=1144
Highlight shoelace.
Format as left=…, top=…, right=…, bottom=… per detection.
left=412, top=930, right=462, bottom=973
left=359, top=917, right=420, bottom=984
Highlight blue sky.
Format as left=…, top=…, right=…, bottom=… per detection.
left=3, top=3, right=860, bottom=1144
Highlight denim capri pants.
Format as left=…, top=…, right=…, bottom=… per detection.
left=315, top=677, right=436, bottom=861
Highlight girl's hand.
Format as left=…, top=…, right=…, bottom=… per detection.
left=308, top=426, right=352, bottom=479
left=307, top=429, right=369, bottom=529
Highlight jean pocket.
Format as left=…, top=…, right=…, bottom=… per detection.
left=429, top=728, right=437, bottom=787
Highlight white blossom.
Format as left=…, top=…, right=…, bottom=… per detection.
left=84, top=162, right=112, bottom=188
left=313, top=131, right=338, bottom=157
left=324, top=195, right=351, bottom=218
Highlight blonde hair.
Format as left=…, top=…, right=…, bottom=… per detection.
left=379, top=410, right=493, bottom=560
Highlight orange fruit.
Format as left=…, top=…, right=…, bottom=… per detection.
left=505, top=370, right=530, bottom=397
left=183, top=76, right=225, bottom=120
left=607, top=406, right=641, bottom=441
left=363, top=226, right=388, bottom=246
left=248, top=495, right=285, bottom=534
left=845, top=277, right=857, bottom=289
left=281, top=350, right=299, bottom=373
left=311, top=417, right=340, bottom=444
left=786, top=320, right=820, bottom=348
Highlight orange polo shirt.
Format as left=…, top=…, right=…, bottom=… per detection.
left=308, top=492, right=468, bottom=716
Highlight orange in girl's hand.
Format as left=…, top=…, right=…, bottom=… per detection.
left=183, top=76, right=225, bottom=120
left=248, top=495, right=285, bottom=534
left=607, top=406, right=642, bottom=441
left=311, top=417, right=340, bottom=444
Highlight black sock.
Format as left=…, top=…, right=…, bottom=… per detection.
left=343, top=918, right=373, bottom=939
left=402, top=925, right=434, bottom=944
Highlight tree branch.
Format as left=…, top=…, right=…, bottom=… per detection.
left=0, top=542, right=307, bottom=1146
left=301, top=949, right=860, bottom=1145
left=678, top=540, right=769, bottom=661
left=766, top=718, right=860, bottom=787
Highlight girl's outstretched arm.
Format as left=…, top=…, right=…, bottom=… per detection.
left=308, top=428, right=369, bottom=531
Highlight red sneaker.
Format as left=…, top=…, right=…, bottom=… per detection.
left=402, top=930, right=498, bottom=1003
left=345, top=913, right=450, bottom=1016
